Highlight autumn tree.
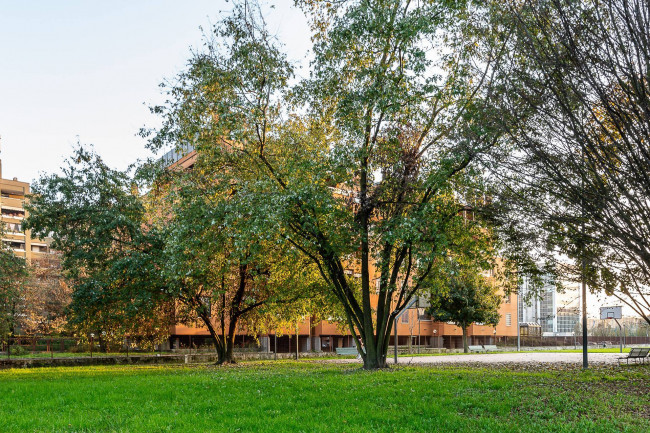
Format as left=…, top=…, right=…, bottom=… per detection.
left=17, top=260, right=70, bottom=335
left=151, top=163, right=324, bottom=364
left=0, top=228, right=28, bottom=340
left=485, top=0, right=650, bottom=324
left=27, top=143, right=320, bottom=361
left=148, top=0, right=509, bottom=369
left=25, top=147, right=174, bottom=350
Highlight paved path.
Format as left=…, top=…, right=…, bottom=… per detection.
left=334, top=352, right=625, bottom=366
left=393, top=352, right=623, bottom=365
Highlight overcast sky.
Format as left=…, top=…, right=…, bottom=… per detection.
left=0, top=0, right=310, bottom=183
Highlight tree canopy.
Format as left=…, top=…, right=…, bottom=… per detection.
left=0, top=229, right=28, bottom=339
left=484, top=0, right=650, bottom=324
left=147, top=0, right=511, bottom=369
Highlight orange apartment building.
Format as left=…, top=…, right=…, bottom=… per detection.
left=0, top=159, right=55, bottom=265
left=162, top=146, right=518, bottom=352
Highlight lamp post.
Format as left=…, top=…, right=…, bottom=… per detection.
left=433, top=329, right=438, bottom=349
left=90, top=333, right=95, bottom=359
left=516, top=291, right=520, bottom=352
left=418, top=307, right=421, bottom=355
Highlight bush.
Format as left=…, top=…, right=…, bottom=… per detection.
left=9, top=345, right=28, bottom=356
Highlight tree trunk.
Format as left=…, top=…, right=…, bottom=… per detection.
left=363, top=349, right=387, bottom=369
left=220, top=315, right=238, bottom=365
left=215, top=338, right=236, bottom=365
left=462, top=326, right=469, bottom=353
left=197, top=311, right=230, bottom=365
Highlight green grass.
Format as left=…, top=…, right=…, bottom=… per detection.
left=0, top=361, right=648, bottom=432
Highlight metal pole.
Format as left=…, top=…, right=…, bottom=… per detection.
left=296, top=324, right=299, bottom=361
left=580, top=141, right=588, bottom=369
left=274, top=333, right=277, bottom=361
left=517, top=291, right=520, bottom=352
left=418, top=312, right=421, bottom=354
left=393, top=319, right=398, bottom=364
left=615, top=319, right=622, bottom=353
left=581, top=263, right=588, bottom=369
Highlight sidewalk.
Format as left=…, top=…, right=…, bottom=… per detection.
left=334, top=352, right=626, bottom=365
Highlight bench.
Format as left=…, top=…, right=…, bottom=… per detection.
left=483, top=345, right=499, bottom=352
left=617, top=347, right=650, bottom=365
left=468, top=345, right=484, bottom=353
left=335, top=347, right=359, bottom=356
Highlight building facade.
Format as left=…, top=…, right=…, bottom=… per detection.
left=0, top=159, right=55, bottom=265
left=518, top=276, right=580, bottom=337
left=163, top=147, right=519, bottom=351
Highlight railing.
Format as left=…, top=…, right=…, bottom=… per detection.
left=1, top=335, right=167, bottom=359
left=160, top=143, right=195, bottom=167
left=0, top=197, right=24, bottom=209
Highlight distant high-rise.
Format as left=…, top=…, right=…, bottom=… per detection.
left=518, top=276, right=579, bottom=336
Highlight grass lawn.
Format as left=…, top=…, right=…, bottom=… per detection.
left=0, top=361, right=648, bottom=432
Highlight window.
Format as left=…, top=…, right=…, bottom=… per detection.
left=504, top=293, right=511, bottom=304
left=4, top=222, right=22, bottom=233
left=505, top=313, right=512, bottom=327
left=401, top=313, right=409, bottom=324
left=3, top=240, right=25, bottom=251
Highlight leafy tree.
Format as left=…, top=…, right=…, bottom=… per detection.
left=424, top=210, right=505, bottom=353
left=486, top=0, right=650, bottom=324
left=0, top=229, right=28, bottom=340
left=25, top=147, right=173, bottom=351
left=148, top=0, right=508, bottom=369
left=27, top=144, right=320, bottom=361
left=427, top=259, right=501, bottom=353
left=17, top=260, right=70, bottom=335
left=152, top=165, right=324, bottom=364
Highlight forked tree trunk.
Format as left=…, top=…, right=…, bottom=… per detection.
left=221, top=315, right=239, bottom=364
left=197, top=312, right=235, bottom=365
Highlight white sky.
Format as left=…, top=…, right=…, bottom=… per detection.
left=0, top=2, right=642, bottom=321
left=0, top=0, right=311, bottom=183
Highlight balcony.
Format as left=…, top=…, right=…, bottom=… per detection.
left=3, top=232, right=25, bottom=240
left=31, top=245, right=50, bottom=254
left=161, top=143, right=195, bottom=166
left=0, top=196, right=25, bottom=209
left=0, top=206, right=25, bottom=220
